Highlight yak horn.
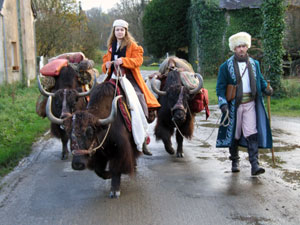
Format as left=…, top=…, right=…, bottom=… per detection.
left=188, top=73, right=203, bottom=95
left=46, top=96, right=64, bottom=125
left=97, top=95, right=122, bottom=126
left=77, top=74, right=97, bottom=97
left=151, top=77, right=166, bottom=96
left=37, top=74, right=55, bottom=97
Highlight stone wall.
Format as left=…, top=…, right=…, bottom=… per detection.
left=0, top=0, right=36, bottom=85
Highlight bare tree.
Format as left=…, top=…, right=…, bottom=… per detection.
left=85, top=8, right=114, bottom=50
left=109, top=0, right=149, bottom=46
left=34, top=0, right=82, bottom=57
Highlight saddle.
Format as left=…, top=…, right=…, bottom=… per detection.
left=108, top=79, right=132, bottom=132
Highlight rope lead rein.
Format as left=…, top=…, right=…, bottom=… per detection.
left=219, top=110, right=230, bottom=127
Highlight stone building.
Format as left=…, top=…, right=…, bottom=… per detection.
left=0, top=0, right=37, bottom=85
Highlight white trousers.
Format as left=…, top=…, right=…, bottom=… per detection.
left=235, top=101, right=257, bottom=139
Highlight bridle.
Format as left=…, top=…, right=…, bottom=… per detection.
left=71, top=124, right=111, bottom=156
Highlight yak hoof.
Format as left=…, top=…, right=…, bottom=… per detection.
left=166, top=147, right=175, bottom=155
left=61, top=151, right=68, bottom=160
left=109, top=191, right=121, bottom=198
left=95, top=169, right=112, bottom=180
left=176, top=152, right=184, bottom=158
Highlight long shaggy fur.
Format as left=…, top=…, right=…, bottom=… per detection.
left=159, top=56, right=194, bottom=74
left=48, top=65, right=88, bottom=160
left=67, top=81, right=140, bottom=176
left=154, top=70, right=196, bottom=155
left=50, top=66, right=85, bottom=139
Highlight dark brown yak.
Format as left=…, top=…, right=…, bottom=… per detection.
left=37, top=65, right=95, bottom=159
left=46, top=81, right=140, bottom=198
left=151, top=70, right=203, bottom=157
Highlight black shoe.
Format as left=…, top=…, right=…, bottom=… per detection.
left=251, top=164, right=265, bottom=176
left=229, top=139, right=240, bottom=173
left=247, top=133, right=265, bottom=175
left=231, top=160, right=240, bottom=173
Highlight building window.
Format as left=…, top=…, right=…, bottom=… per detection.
left=11, top=42, right=19, bottom=71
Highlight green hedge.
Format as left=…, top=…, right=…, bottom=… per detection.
left=189, top=0, right=226, bottom=76
left=261, top=0, right=286, bottom=96
left=143, top=0, right=190, bottom=58
left=189, top=0, right=263, bottom=76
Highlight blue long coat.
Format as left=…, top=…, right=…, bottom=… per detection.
left=216, top=56, right=273, bottom=148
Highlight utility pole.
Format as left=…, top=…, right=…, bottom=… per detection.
left=16, top=0, right=26, bottom=87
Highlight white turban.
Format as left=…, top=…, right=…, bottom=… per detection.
left=229, top=32, right=251, bottom=52
left=113, top=19, right=129, bottom=29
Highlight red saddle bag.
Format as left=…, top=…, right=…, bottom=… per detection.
left=40, top=59, right=68, bottom=76
left=189, top=88, right=210, bottom=119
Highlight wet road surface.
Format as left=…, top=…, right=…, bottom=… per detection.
left=0, top=72, right=300, bottom=225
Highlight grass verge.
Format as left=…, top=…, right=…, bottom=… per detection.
left=0, top=82, right=49, bottom=177
left=140, top=65, right=160, bottom=71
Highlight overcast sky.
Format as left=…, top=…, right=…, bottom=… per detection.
left=77, top=0, right=120, bottom=12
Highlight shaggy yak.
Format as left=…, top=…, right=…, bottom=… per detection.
left=151, top=70, right=203, bottom=157
left=37, top=65, right=95, bottom=159
left=46, top=81, right=140, bottom=198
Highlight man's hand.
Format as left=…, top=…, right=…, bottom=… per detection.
left=265, top=86, right=273, bottom=96
left=221, top=104, right=228, bottom=114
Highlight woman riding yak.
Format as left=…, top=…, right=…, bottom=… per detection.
left=102, top=19, right=160, bottom=156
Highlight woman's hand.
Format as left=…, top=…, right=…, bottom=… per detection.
left=114, top=58, right=123, bottom=66
left=106, top=61, right=112, bottom=69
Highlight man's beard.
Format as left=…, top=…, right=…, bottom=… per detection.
left=234, top=52, right=248, bottom=62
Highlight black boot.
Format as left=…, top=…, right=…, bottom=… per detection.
left=247, top=133, right=265, bottom=176
left=229, top=139, right=240, bottom=172
left=142, top=139, right=152, bottom=156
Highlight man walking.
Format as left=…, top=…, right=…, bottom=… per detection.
left=216, top=32, right=273, bottom=176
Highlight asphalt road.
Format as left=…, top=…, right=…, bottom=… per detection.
left=0, top=72, right=300, bottom=225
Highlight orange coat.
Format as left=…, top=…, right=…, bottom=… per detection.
left=102, top=42, right=160, bottom=109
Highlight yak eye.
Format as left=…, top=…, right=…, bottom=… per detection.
left=85, top=127, right=94, bottom=139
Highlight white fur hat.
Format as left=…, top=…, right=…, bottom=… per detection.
left=113, top=19, right=128, bottom=29
left=229, top=32, right=251, bottom=52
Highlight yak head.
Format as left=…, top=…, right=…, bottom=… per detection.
left=67, top=111, right=100, bottom=171
left=45, top=95, right=121, bottom=170
left=52, top=89, right=83, bottom=119
left=169, top=85, right=190, bottom=124
left=37, top=66, right=96, bottom=121
left=151, top=70, right=203, bottom=124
